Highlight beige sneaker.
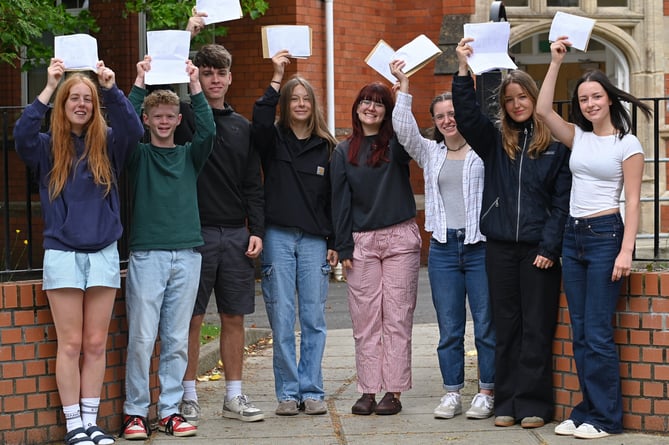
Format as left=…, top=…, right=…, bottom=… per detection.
left=302, top=398, right=327, bottom=415
left=275, top=400, right=299, bottom=416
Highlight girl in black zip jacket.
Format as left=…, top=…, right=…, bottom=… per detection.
left=452, top=37, right=571, bottom=428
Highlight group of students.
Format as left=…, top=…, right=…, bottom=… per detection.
left=13, top=19, right=646, bottom=444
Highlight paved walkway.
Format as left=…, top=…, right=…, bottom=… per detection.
left=129, top=321, right=662, bottom=445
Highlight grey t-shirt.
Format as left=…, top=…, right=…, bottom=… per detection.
left=439, top=159, right=466, bottom=229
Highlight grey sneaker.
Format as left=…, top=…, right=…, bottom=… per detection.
left=222, top=394, right=264, bottom=422
left=301, top=398, right=327, bottom=415
left=275, top=400, right=299, bottom=416
left=434, top=392, right=462, bottom=419
left=465, top=393, right=494, bottom=419
left=179, top=399, right=201, bottom=426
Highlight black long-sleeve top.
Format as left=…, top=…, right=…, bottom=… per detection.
left=330, top=135, right=416, bottom=260
left=252, top=86, right=335, bottom=247
left=182, top=103, right=265, bottom=238
left=452, top=73, right=571, bottom=261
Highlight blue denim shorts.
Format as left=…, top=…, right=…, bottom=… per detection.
left=42, top=241, right=120, bottom=290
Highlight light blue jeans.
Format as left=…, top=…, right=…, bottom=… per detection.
left=261, top=225, right=330, bottom=403
left=428, top=231, right=495, bottom=392
left=123, top=249, right=202, bottom=419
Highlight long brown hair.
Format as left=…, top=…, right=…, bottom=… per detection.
left=278, top=76, right=337, bottom=151
left=498, top=70, right=551, bottom=160
left=49, top=73, right=112, bottom=200
left=347, top=82, right=394, bottom=167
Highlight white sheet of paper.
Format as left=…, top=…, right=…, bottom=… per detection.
left=54, top=34, right=98, bottom=71
left=264, top=25, right=311, bottom=58
left=145, top=30, right=191, bottom=85
left=365, top=41, right=396, bottom=83
left=365, top=35, right=442, bottom=83
left=549, top=11, right=596, bottom=52
left=393, top=35, right=442, bottom=75
left=463, top=22, right=517, bottom=75
left=196, top=0, right=243, bottom=25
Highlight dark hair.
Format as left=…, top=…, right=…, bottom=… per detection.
left=347, top=82, right=394, bottom=167
left=427, top=92, right=453, bottom=143
left=193, top=44, right=232, bottom=69
left=569, top=69, right=652, bottom=138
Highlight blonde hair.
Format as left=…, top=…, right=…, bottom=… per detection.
left=143, top=89, right=181, bottom=114
left=278, top=76, right=337, bottom=151
left=498, top=70, right=552, bottom=160
left=49, top=73, right=111, bottom=200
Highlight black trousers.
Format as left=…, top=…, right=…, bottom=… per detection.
left=485, top=239, right=561, bottom=421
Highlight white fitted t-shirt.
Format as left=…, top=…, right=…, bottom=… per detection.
left=569, top=126, right=644, bottom=217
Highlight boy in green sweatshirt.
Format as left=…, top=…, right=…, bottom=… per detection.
left=121, top=55, right=215, bottom=440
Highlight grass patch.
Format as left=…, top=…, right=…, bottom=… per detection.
left=200, top=323, right=221, bottom=345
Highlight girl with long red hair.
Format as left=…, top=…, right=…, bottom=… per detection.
left=14, top=57, right=143, bottom=445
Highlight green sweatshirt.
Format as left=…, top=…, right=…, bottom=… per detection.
left=126, top=86, right=215, bottom=251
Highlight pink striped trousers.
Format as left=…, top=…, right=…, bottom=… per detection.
left=346, top=218, right=421, bottom=393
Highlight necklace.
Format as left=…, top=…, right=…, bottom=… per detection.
left=446, top=141, right=468, bottom=152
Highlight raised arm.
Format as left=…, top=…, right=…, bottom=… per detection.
left=37, top=58, right=65, bottom=105
left=455, top=37, right=474, bottom=77
left=452, top=37, right=498, bottom=161
left=389, top=59, right=431, bottom=167
left=186, top=10, right=208, bottom=39
left=270, top=49, right=290, bottom=92
left=536, top=36, right=575, bottom=147
left=251, top=50, right=291, bottom=155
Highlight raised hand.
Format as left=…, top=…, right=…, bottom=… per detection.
left=134, top=55, right=152, bottom=88
left=96, top=60, right=115, bottom=89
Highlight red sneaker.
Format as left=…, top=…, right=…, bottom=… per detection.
left=122, top=415, right=149, bottom=440
left=158, top=413, right=197, bottom=437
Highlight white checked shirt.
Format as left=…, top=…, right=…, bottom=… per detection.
left=392, top=92, right=485, bottom=244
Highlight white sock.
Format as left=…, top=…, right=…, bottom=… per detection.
left=225, top=380, right=242, bottom=402
left=183, top=380, right=198, bottom=402
left=80, top=397, right=99, bottom=428
left=63, top=403, right=83, bottom=432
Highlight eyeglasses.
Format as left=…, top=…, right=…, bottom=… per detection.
left=433, top=112, right=455, bottom=122
left=359, top=99, right=385, bottom=109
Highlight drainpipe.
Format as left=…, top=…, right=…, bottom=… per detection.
left=324, top=0, right=335, bottom=134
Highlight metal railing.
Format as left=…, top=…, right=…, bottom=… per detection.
left=3, top=99, right=669, bottom=281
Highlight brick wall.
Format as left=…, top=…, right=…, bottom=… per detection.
left=0, top=277, right=163, bottom=445
left=552, top=272, right=669, bottom=433
left=2, top=269, right=668, bottom=443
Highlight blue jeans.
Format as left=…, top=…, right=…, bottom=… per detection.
left=428, top=231, right=495, bottom=392
left=261, top=225, right=331, bottom=402
left=562, top=213, right=624, bottom=434
left=124, top=249, right=202, bottom=419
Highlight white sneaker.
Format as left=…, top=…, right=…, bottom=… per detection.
left=573, top=423, right=610, bottom=439
left=434, top=392, right=462, bottom=419
left=222, top=394, right=265, bottom=422
left=180, top=399, right=201, bottom=426
left=465, top=393, right=494, bottom=419
left=554, top=419, right=577, bottom=436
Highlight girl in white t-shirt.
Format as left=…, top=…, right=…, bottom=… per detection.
left=537, top=36, right=652, bottom=440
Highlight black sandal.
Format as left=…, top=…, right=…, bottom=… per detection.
left=64, top=427, right=94, bottom=445
left=85, top=425, right=115, bottom=444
